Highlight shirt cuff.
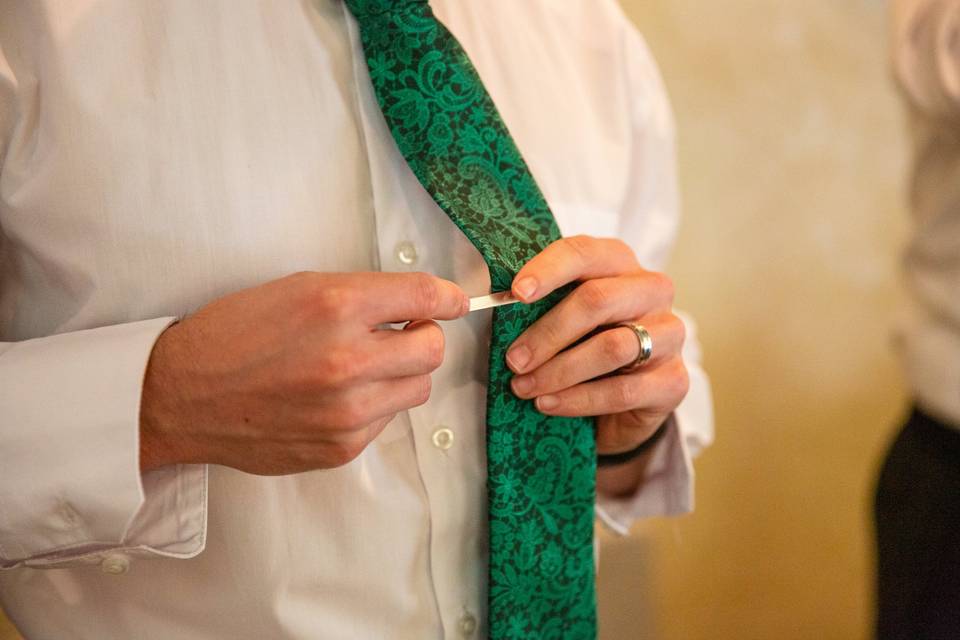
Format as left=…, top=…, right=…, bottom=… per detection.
left=594, top=414, right=693, bottom=536
left=0, top=318, right=207, bottom=568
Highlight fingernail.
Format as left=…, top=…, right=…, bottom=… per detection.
left=506, top=344, right=531, bottom=372
left=461, top=295, right=470, bottom=316
left=511, top=375, right=534, bottom=396
left=514, top=277, right=538, bottom=301
left=537, top=395, right=559, bottom=411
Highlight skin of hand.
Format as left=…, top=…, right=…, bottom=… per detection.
left=139, top=271, right=469, bottom=475
left=505, top=236, right=690, bottom=497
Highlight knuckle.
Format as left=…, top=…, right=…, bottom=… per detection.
left=612, top=377, right=639, bottom=409
left=327, top=437, right=367, bottom=467
left=412, top=375, right=433, bottom=407
left=410, top=272, right=440, bottom=317
left=652, top=271, right=675, bottom=304
left=532, top=364, right=560, bottom=392
left=330, top=395, right=371, bottom=430
left=537, top=320, right=565, bottom=351
left=603, top=329, right=636, bottom=364
left=287, top=271, right=322, bottom=312
left=543, top=237, right=566, bottom=255
left=319, top=348, right=367, bottom=387
left=287, top=445, right=319, bottom=473
left=565, top=235, right=594, bottom=261
left=610, top=237, right=633, bottom=257
left=578, top=279, right=611, bottom=311
left=313, top=284, right=356, bottom=322
left=372, top=414, right=397, bottom=436
left=340, top=400, right=367, bottom=431
left=343, top=437, right=368, bottom=464
left=669, top=360, right=691, bottom=400
left=577, top=386, right=599, bottom=414
left=671, top=314, right=687, bottom=346
left=423, top=325, right=445, bottom=370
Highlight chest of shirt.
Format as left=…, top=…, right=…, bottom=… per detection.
left=0, top=0, right=630, bottom=339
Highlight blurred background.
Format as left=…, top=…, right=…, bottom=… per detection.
left=0, top=1, right=910, bottom=639
left=598, top=0, right=910, bottom=639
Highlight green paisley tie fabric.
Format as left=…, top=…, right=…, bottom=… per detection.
left=345, top=1, right=597, bottom=637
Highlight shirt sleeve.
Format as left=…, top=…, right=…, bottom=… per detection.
left=0, top=321, right=209, bottom=569
left=0, top=47, right=207, bottom=570
left=892, top=0, right=960, bottom=119
left=594, top=4, right=715, bottom=534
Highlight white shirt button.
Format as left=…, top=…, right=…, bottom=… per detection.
left=458, top=612, right=478, bottom=637
left=395, top=241, right=419, bottom=266
left=100, top=554, right=130, bottom=575
left=431, top=427, right=454, bottom=450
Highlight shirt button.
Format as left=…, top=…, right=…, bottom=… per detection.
left=100, top=554, right=130, bottom=575
left=431, top=427, right=454, bottom=450
left=395, top=241, right=419, bottom=266
left=458, top=612, right=478, bottom=637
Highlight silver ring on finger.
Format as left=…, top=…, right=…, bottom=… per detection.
left=616, top=322, right=653, bottom=373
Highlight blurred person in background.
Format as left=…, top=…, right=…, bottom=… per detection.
left=876, top=1, right=960, bottom=637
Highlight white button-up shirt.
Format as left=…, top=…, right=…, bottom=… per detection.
left=0, top=1, right=714, bottom=637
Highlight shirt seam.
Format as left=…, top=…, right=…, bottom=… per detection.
left=342, top=3, right=384, bottom=273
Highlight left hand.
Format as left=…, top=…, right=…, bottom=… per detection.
left=506, top=235, right=689, bottom=456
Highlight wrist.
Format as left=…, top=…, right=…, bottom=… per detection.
left=596, top=417, right=672, bottom=498
left=139, top=323, right=192, bottom=471
left=597, top=417, right=670, bottom=467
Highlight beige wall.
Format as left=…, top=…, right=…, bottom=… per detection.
left=599, top=1, right=910, bottom=639
left=0, top=2, right=910, bottom=639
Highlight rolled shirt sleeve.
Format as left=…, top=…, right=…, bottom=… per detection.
left=0, top=318, right=207, bottom=569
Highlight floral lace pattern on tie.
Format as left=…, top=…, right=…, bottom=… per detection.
left=345, top=1, right=597, bottom=637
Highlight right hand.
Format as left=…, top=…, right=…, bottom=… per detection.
left=139, top=271, right=469, bottom=475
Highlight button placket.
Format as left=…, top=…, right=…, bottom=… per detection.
left=404, top=314, right=488, bottom=638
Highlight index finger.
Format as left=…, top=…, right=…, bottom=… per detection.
left=359, top=272, right=469, bottom=324
left=511, top=236, right=639, bottom=304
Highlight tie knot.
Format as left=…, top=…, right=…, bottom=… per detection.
left=343, top=0, right=428, bottom=18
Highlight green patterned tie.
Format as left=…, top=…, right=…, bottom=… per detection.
left=345, top=1, right=597, bottom=636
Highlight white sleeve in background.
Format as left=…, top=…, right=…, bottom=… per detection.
left=594, top=4, right=715, bottom=535
left=892, top=0, right=960, bottom=118
left=0, top=319, right=208, bottom=569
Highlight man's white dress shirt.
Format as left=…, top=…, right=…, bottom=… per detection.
left=892, top=0, right=960, bottom=429
left=0, top=1, right=713, bottom=637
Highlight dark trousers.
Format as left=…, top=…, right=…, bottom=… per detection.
left=875, top=407, right=960, bottom=640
